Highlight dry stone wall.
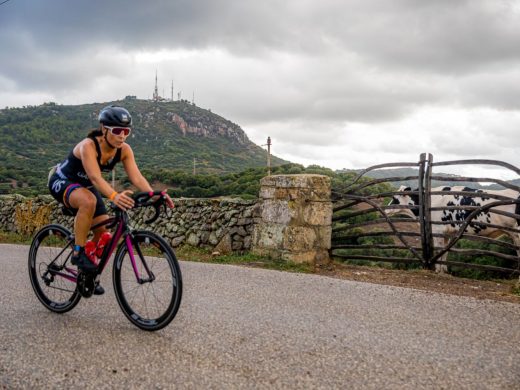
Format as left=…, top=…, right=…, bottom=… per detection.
left=0, top=175, right=334, bottom=266
left=0, top=195, right=257, bottom=253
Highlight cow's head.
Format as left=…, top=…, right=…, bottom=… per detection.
left=386, top=185, right=420, bottom=218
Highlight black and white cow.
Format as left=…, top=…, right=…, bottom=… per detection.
left=387, top=185, right=520, bottom=271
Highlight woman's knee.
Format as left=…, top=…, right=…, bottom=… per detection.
left=69, top=189, right=97, bottom=213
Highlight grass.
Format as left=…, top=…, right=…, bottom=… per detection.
left=0, top=231, right=33, bottom=245
left=176, top=245, right=314, bottom=273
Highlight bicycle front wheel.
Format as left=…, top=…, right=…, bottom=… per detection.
left=113, top=231, right=183, bottom=331
left=28, top=224, right=81, bottom=313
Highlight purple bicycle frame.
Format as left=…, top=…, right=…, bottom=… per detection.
left=50, top=216, right=149, bottom=284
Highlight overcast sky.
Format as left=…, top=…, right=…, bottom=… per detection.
left=1, top=0, right=520, bottom=179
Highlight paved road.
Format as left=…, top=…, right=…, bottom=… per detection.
left=1, top=243, right=519, bottom=389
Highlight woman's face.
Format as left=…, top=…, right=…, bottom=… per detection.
left=103, top=125, right=131, bottom=148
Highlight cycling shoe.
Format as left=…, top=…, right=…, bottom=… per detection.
left=71, top=250, right=97, bottom=273
left=94, top=284, right=105, bottom=295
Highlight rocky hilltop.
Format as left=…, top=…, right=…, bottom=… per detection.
left=124, top=99, right=249, bottom=144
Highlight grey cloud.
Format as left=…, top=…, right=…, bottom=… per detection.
left=2, top=1, right=519, bottom=104
left=0, top=1, right=290, bottom=53
left=320, top=0, right=520, bottom=74
left=3, top=1, right=517, bottom=65
left=1, top=0, right=520, bottom=174
left=457, top=71, right=520, bottom=110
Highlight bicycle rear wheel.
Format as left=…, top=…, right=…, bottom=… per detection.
left=28, top=224, right=81, bottom=313
left=113, top=231, right=182, bottom=331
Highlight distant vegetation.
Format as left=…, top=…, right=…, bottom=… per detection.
left=0, top=99, right=288, bottom=196
left=127, top=163, right=368, bottom=199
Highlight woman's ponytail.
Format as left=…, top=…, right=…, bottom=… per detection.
left=87, top=128, right=103, bottom=138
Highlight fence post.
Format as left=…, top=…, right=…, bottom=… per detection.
left=418, top=153, right=427, bottom=267
left=423, top=153, right=434, bottom=269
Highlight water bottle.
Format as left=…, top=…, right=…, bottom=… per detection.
left=84, top=240, right=97, bottom=263
left=96, top=232, right=112, bottom=258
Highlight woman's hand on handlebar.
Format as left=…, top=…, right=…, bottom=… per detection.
left=150, top=189, right=174, bottom=209
left=162, top=189, right=175, bottom=209
left=114, top=190, right=135, bottom=210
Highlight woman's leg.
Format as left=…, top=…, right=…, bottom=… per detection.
left=91, top=215, right=109, bottom=242
left=90, top=187, right=111, bottom=242
left=67, top=188, right=97, bottom=247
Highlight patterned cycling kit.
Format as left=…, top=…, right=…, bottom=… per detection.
left=48, top=135, right=121, bottom=217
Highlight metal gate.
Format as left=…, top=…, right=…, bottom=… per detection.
left=331, top=153, right=520, bottom=275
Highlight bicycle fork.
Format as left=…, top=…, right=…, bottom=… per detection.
left=126, top=234, right=156, bottom=284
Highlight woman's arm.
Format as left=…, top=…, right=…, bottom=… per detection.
left=121, top=144, right=175, bottom=208
left=121, top=144, right=153, bottom=192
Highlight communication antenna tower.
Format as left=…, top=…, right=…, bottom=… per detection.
left=153, top=70, right=159, bottom=101
left=171, top=81, right=174, bottom=101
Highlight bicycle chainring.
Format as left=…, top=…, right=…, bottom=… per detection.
left=77, top=271, right=96, bottom=298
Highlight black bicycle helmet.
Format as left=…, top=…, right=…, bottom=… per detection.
left=98, top=105, right=132, bottom=127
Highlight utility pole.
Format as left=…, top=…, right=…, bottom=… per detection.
left=262, top=137, right=272, bottom=176
left=171, top=80, right=174, bottom=101
left=193, top=158, right=196, bottom=175
left=267, top=137, right=271, bottom=176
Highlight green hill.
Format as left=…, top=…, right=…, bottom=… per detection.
left=0, top=98, right=288, bottom=195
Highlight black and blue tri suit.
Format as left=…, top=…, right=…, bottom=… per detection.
left=48, top=135, right=121, bottom=217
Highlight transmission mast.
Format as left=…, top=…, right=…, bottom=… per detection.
left=153, top=70, right=159, bottom=101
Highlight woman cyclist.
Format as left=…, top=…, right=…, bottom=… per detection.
left=48, top=105, right=174, bottom=295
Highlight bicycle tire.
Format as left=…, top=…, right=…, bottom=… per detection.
left=113, top=231, right=182, bottom=331
left=28, top=224, right=81, bottom=313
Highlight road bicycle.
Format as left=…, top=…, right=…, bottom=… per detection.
left=28, top=191, right=183, bottom=331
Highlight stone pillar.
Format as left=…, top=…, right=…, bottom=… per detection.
left=251, top=174, right=332, bottom=269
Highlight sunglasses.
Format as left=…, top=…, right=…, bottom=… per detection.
left=105, top=126, right=131, bottom=136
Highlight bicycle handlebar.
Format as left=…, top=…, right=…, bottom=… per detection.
left=131, top=190, right=168, bottom=224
